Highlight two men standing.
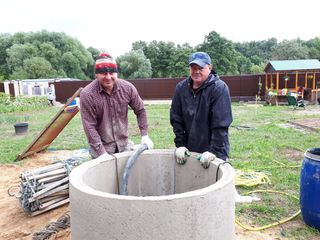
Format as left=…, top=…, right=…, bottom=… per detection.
left=80, top=51, right=232, bottom=169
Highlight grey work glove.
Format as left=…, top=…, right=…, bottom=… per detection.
left=175, top=147, right=190, bottom=165
left=199, top=151, right=216, bottom=169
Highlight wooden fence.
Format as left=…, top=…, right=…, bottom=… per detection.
left=52, top=74, right=266, bottom=103
left=2, top=73, right=318, bottom=103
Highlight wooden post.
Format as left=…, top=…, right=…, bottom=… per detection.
left=265, top=73, right=268, bottom=91
left=313, top=72, right=316, bottom=90
left=276, top=72, right=279, bottom=91
left=305, top=72, right=308, bottom=88
left=284, top=72, right=288, bottom=89
left=295, top=71, right=298, bottom=90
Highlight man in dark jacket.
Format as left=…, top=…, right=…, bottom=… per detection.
left=170, top=52, right=232, bottom=168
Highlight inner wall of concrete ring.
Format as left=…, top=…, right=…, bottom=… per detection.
left=69, top=149, right=235, bottom=240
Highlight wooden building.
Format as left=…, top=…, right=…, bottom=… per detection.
left=264, top=59, right=320, bottom=102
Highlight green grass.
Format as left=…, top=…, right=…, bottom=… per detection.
left=231, top=103, right=320, bottom=239
left=1, top=102, right=320, bottom=239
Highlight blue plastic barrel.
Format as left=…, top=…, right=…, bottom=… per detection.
left=300, top=148, right=320, bottom=230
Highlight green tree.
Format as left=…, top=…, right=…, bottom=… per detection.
left=196, top=31, right=238, bottom=75
left=132, top=41, right=147, bottom=52
left=38, top=42, right=61, bottom=70
left=250, top=64, right=264, bottom=74
left=131, top=40, right=194, bottom=78
left=235, top=38, right=277, bottom=63
left=235, top=54, right=253, bottom=74
left=1, top=30, right=94, bottom=80
left=250, top=55, right=263, bottom=66
left=86, top=47, right=101, bottom=79
left=306, top=37, right=320, bottom=60
left=23, top=57, right=53, bottom=79
left=117, top=49, right=152, bottom=79
left=132, top=40, right=175, bottom=77
left=87, top=47, right=101, bottom=59
left=149, top=41, right=175, bottom=77
left=6, top=43, right=38, bottom=71
left=168, top=43, right=194, bottom=77
left=61, top=52, right=85, bottom=79
left=0, top=33, right=13, bottom=80
left=271, top=39, right=309, bottom=60
left=9, top=67, right=28, bottom=80
left=9, top=57, right=55, bottom=79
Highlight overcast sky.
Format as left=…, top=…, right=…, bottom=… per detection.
left=1, top=0, right=319, bottom=57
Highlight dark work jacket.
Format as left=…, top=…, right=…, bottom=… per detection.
left=170, top=72, right=233, bottom=160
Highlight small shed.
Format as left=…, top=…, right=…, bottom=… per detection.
left=264, top=59, right=320, bottom=100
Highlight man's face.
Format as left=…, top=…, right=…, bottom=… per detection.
left=189, top=64, right=212, bottom=87
left=96, top=72, right=118, bottom=92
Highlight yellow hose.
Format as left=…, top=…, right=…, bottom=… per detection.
left=235, top=170, right=271, bottom=187
left=235, top=190, right=301, bottom=231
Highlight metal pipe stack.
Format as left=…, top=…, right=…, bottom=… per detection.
left=18, top=158, right=85, bottom=216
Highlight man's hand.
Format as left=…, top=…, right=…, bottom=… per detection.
left=175, top=147, right=190, bottom=165
left=141, top=135, right=154, bottom=149
left=130, top=144, right=141, bottom=151
left=199, top=151, right=216, bottom=169
left=125, top=139, right=135, bottom=151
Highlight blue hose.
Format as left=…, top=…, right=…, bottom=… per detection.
left=120, top=144, right=148, bottom=195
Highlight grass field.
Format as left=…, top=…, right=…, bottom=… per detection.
left=1, top=102, right=320, bottom=239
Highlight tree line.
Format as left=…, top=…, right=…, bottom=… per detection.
left=0, top=30, right=319, bottom=81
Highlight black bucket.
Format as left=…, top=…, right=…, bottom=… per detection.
left=300, top=148, right=320, bottom=230
left=14, top=122, right=29, bottom=135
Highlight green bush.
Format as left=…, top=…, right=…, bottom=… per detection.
left=0, top=93, right=48, bottom=113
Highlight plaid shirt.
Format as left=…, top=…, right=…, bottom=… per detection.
left=80, top=79, right=148, bottom=156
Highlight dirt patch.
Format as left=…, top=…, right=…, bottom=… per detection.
left=292, top=106, right=320, bottom=116
left=0, top=151, right=73, bottom=240
left=279, top=118, right=320, bottom=134
left=279, top=148, right=304, bottom=162
left=290, top=119, right=320, bottom=131
left=0, top=150, right=312, bottom=240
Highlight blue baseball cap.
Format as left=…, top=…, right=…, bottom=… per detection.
left=188, top=52, right=212, bottom=68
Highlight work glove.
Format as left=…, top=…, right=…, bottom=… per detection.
left=175, top=147, right=190, bottom=165
left=235, top=189, right=260, bottom=203
left=125, top=139, right=135, bottom=151
left=199, top=151, right=216, bottom=169
left=141, top=135, right=154, bottom=149
left=130, top=144, right=141, bottom=151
